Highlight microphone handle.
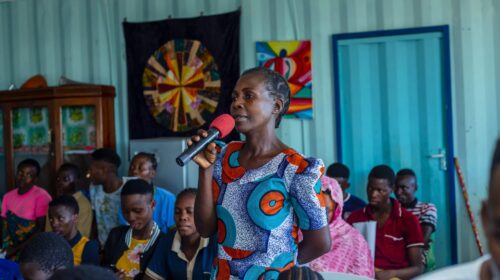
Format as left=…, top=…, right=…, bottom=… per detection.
left=176, top=128, right=220, bottom=167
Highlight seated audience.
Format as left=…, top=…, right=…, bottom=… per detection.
left=49, top=264, right=118, bottom=280
left=45, top=163, right=93, bottom=238
left=144, top=188, right=217, bottom=280
left=89, top=148, right=131, bottom=246
left=19, top=232, right=73, bottom=280
left=48, top=195, right=99, bottom=266
left=277, top=266, right=324, bottom=280
left=416, top=139, right=500, bottom=279
left=1, top=159, right=52, bottom=260
left=347, top=165, right=424, bottom=280
left=119, top=152, right=176, bottom=233
left=309, top=176, right=374, bottom=277
left=395, top=168, right=438, bottom=271
left=326, top=163, right=366, bottom=219
left=102, top=179, right=164, bottom=280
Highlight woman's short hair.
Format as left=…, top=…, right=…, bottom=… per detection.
left=241, top=67, right=291, bottom=128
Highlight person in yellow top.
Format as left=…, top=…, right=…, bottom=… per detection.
left=102, top=179, right=164, bottom=280
left=48, top=195, right=99, bottom=266
left=45, top=163, right=93, bottom=238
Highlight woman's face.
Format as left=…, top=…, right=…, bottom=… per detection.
left=49, top=205, right=78, bottom=240
left=121, top=194, right=155, bottom=232
left=174, top=194, right=198, bottom=238
left=128, top=155, right=156, bottom=183
left=230, top=73, right=281, bottom=134
left=55, top=170, right=77, bottom=196
left=16, top=165, right=37, bottom=191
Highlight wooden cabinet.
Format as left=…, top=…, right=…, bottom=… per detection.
left=0, top=85, right=115, bottom=195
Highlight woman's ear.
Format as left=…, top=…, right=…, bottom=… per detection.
left=273, top=98, right=284, bottom=115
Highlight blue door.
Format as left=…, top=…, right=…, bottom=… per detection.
left=332, top=26, right=456, bottom=267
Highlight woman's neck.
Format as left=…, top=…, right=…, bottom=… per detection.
left=181, top=232, right=201, bottom=248
left=243, top=130, right=286, bottom=156
left=103, top=176, right=122, bottom=193
left=18, top=185, right=34, bottom=195
left=66, top=228, right=79, bottom=241
left=181, top=233, right=202, bottom=261
left=132, top=220, right=154, bottom=240
left=371, top=199, right=393, bottom=223
left=238, top=132, right=288, bottom=170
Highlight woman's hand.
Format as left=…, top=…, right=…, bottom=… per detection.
left=115, top=269, right=126, bottom=280
left=188, top=129, right=217, bottom=169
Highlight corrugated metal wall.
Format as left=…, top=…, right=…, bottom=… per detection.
left=1, top=0, right=499, bottom=262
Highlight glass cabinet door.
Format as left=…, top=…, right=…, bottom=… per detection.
left=12, top=107, right=52, bottom=191
left=61, top=105, right=97, bottom=188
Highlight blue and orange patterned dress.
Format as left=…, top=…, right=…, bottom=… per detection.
left=211, top=141, right=327, bottom=280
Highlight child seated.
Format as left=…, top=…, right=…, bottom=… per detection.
left=326, top=163, right=366, bottom=220
left=45, top=163, right=93, bottom=238
left=144, top=188, right=217, bottom=280
left=89, top=148, right=132, bottom=246
left=395, top=168, right=438, bottom=272
left=102, top=179, right=164, bottom=279
left=19, top=232, right=73, bottom=280
left=309, top=176, right=374, bottom=277
left=120, top=152, right=176, bottom=233
left=347, top=165, right=424, bottom=280
left=1, top=159, right=52, bottom=260
left=48, top=195, right=99, bottom=266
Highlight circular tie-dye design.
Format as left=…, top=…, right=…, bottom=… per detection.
left=142, top=39, right=221, bottom=132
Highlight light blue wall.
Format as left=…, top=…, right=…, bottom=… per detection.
left=1, top=0, right=499, bottom=262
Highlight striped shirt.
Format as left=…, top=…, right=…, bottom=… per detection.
left=405, top=199, right=438, bottom=230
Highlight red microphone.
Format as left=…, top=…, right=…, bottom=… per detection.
left=176, top=114, right=235, bottom=166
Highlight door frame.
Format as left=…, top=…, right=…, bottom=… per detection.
left=331, top=25, right=457, bottom=264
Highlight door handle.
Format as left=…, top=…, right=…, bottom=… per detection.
left=428, top=149, right=447, bottom=171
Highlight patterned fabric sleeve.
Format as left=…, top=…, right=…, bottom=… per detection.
left=1, top=216, right=9, bottom=248
left=420, top=203, right=438, bottom=229
left=288, top=156, right=327, bottom=231
left=214, top=140, right=227, bottom=156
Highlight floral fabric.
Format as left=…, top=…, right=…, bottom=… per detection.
left=116, top=238, right=148, bottom=279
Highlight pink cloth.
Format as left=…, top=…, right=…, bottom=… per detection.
left=309, top=176, right=374, bottom=277
left=1, top=185, right=52, bottom=220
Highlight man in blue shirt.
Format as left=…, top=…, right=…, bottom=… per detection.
left=119, top=152, right=176, bottom=232
left=326, top=163, right=367, bottom=220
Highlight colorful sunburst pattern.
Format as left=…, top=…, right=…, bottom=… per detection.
left=143, top=39, right=221, bottom=132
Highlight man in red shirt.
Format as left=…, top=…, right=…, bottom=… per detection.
left=347, top=165, right=424, bottom=280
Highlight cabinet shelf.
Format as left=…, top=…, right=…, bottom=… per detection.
left=0, top=85, right=116, bottom=194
